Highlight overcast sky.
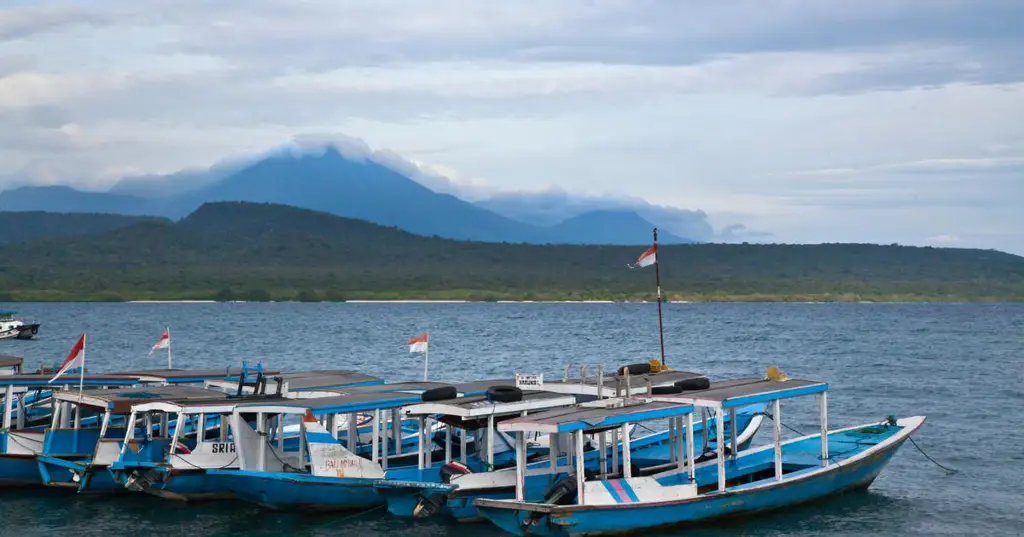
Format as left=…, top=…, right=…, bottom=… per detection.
left=1, top=1, right=1022, bottom=251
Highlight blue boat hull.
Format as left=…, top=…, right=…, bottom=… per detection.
left=380, top=405, right=765, bottom=522
left=113, top=467, right=236, bottom=501
left=0, top=455, right=41, bottom=487
left=477, top=437, right=909, bottom=537
left=207, top=470, right=383, bottom=511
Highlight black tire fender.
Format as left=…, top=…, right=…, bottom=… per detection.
left=421, top=386, right=458, bottom=401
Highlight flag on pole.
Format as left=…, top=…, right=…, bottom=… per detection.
left=628, top=244, right=657, bottom=268
left=408, top=333, right=429, bottom=353
left=49, top=333, right=86, bottom=383
left=149, top=329, right=170, bottom=355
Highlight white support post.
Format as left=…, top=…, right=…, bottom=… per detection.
left=371, top=408, right=380, bottom=465
left=425, top=418, right=433, bottom=469
left=729, top=408, right=738, bottom=460
left=159, top=413, right=168, bottom=438
left=15, top=395, right=24, bottom=429
left=575, top=430, right=586, bottom=505
left=460, top=427, right=467, bottom=464
left=675, top=416, right=684, bottom=470
left=610, top=428, right=619, bottom=475
left=417, top=416, right=426, bottom=470
left=168, top=412, right=185, bottom=462
left=773, top=399, right=782, bottom=481
left=347, top=412, right=357, bottom=451
left=2, top=385, right=12, bottom=430
left=487, top=414, right=495, bottom=469
left=596, top=365, right=604, bottom=399
left=276, top=415, right=284, bottom=449
left=445, top=424, right=452, bottom=463
left=257, top=413, right=267, bottom=472
left=700, top=408, right=708, bottom=453
left=381, top=411, right=389, bottom=471
left=298, top=416, right=307, bottom=469
left=391, top=408, right=401, bottom=456
left=73, top=403, right=81, bottom=429
left=144, top=413, right=152, bottom=439
left=622, top=423, right=632, bottom=478
left=685, top=413, right=695, bottom=482
left=197, top=413, right=206, bottom=443
left=598, top=430, right=607, bottom=477
left=515, top=431, right=526, bottom=501
left=668, top=416, right=676, bottom=462
left=99, top=411, right=111, bottom=438
left=550, top=432, right=559, bottom=473
left=716, top=407, right=726, bottom=492
left=219, top=415, right=228, bottom=441
left=820, top=392, right=829, bottom=466
left=119, top=411, right=136, bottom=458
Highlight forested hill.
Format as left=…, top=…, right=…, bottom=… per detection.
left=1, top=202, right=1022, bottom=302
left=0, top=211, right=169, bottom=244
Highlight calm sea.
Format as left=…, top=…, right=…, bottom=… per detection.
left=0, top=302, right=1020, bottom=536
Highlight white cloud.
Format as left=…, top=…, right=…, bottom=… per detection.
left=0, top=1, right=1023, bottom=252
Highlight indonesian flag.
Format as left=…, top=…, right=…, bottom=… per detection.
left=629, top=244, right=657, bottom=268
left=49, top=333, right=86, bottom=383
left=149, top=329, right=170, bottom=354
left=408, top=333, right=429, bottom=353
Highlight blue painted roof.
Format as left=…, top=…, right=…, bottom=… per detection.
left=497, top=400, right=694, bottom=434
left=0, top=374, right=142, bottom=387
left=670, top=378, right=828, bottom=409
left=236, top=390, right=439, bottom=415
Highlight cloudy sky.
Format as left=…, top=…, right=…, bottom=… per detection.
left=1, top=1, right=1023, bottom=251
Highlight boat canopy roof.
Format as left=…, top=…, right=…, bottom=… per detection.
left=0, top=355, right=24, bottom=368
left=405, top=392, right=577, bottom=419
left=236, top=390, right=439, bottom=416
left=0, top=310, right=15, bottom=316
left=108, top=368, right=282, bottom=384
left=544, top=370, right=707, bottom=396
left=497, top=398, right=694, bottom=434
left=128, top=394, right=291, bottom=415
left=54, top=386, right=226, bottom=413
left=660, top=378, right=828, bottom=409
left=0, top=374, right=141, bottom=387
left=204, top=371, right=383, bottom=392
left=450, top=378, right=517, bottom=396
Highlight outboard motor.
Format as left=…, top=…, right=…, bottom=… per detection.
left=413, top=462, right=472, bottom=518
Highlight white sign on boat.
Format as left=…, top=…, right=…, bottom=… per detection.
left=515, top=373, right=544, bottom=389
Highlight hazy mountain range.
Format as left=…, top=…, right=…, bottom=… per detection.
left=0, top=143, right=707, bottom=245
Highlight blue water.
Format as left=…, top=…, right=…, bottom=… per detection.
left=1, top=302, right=1021, bottom=536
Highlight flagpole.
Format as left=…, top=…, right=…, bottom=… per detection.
left=423, top=333, right=429, bottom=382
left=167, top=327, right=172, bottom=369
left=78, top=333, right=86, bottom=402
left=653, top=228, right=667, bottom=367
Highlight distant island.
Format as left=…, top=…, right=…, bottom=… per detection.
left=0, top=202, right=1021, bottom=303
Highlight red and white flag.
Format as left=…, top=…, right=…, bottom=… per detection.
left=149, top=328, right=170, bottom=355
left=628, top=244, right=657, bottom=268
left=49, top=333, right=86, bottom=383
left=408, top=333, right=429, bottom=353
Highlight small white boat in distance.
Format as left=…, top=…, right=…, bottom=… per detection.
left=0, top=311, right=40, bottom=340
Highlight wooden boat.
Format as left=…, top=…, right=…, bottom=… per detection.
left=110, top=381, right=454, bottom=501
left=0, top=311, right=39, bottom=340
left=35, top=385, right=229, bottom=493
left=474, top=374, right=925, bottom=536
left=0, top=374, right=142, bottom=487
left=374, top=386, right=763, bottom=522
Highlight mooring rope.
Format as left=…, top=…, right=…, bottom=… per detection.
left=908, top=436, right=958, bottom=475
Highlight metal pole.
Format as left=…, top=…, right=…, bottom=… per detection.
left=575, top=430, right=586, bottom=505
left=729, top=408, right=737, bottom=460
left=515, top=432, right=526, bottom=501
left=820, top=392, right=829, bottom=466
left=686, top=413, right=695, bottom=482
left=773, top=399, right=782, bottom=481
left=653, top=228, right=666, bottom=367
left=716, top=407, right=726, bottom=491
left=167, top=327, right=172, bottom=369
left=622, top=423, right=632, bottom=478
